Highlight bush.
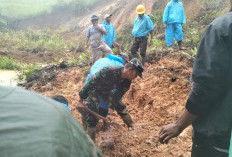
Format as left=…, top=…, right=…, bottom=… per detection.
left=17, top=64, right=41, bottom=81
left=0, top=29, right=76, bottom=53
left=0, top=56, right=21, bottom=70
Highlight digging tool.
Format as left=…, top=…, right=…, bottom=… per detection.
left=82, top=105, right=122, bottom=128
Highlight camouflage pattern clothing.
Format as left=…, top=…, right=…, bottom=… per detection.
left=79, top=66, right=131, bottom=128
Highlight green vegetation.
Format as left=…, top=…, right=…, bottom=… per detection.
left=0, top=56, right=21, bottom=70
left=17, top=64, right=41, bottom=81
left=117, top=19, right=134, bottom=52
left=0, top=0, right=103, bottom=20
left=0, top=29, right=76, bottom=53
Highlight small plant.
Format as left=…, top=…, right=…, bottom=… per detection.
left=191, top=47, right=198, bottom=57
left=0, top=56, right=21, bottom=70
left=17, top=64, right=41, bottom=81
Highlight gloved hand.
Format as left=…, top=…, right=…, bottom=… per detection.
left=120, top=114, right=134, bottom=129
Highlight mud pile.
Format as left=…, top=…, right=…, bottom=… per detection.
left=29, top=53, right=194, bottom=157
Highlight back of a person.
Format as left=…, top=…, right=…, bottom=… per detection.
left=0, top=86, right=102, bottom=157
left=192, top=12, right=232, bottom=150
left=85, top=54, right=124, bottom=84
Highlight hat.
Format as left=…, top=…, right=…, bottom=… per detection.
left=130, top=58, right=144, bottom=78
left=104, top=14, right=112, bottom=19
left=91, top=15, right=99, bottom=21
left=136, top=5, right=145, bottom=14
left=118, top=53, right=129, bottom=62
left=51, top=95, right=68, bottom=105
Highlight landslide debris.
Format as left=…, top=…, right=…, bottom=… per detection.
left=27, top=52, right=194, bottom=157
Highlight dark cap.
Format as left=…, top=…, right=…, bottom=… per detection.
left=51, top=95, right=68, bottom=106
left=118, top=53, right=129, bottom=62
left=130, top=58, right=144, bottom=78
left=91, top=15, right=99, bottom=21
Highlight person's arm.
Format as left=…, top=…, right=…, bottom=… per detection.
left=159, top=109, right=197, bottom=144
left=85, top=37, right=89, bottom=49
left=115, top=100, right=134, bottom=128
left=181, top=3, right=186, bottom=24
left=149, top=30, right=154, bottom=46
left=163, top=3, right=170, bottom=25
left=96, top=24, right=107, bottom=35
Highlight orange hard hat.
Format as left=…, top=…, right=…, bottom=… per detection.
left=136, top=5, right=145, bottom=14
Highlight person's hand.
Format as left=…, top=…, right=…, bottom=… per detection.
left=159, top=122, right=182, bottom=144
left=95, top=24, right=101, bottom=30
left=182, top=24, right=185, bottom=32
left=76, top=99, right=85, bottom=110
left=128, top=123, right=135, bottom=131
left=85, top=44, right=89, bottom=49
left=164, top=23, right=167, bottom=29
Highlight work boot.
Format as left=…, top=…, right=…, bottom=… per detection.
left=87, top=127, right=96, bottom=142
left=178, top=41, right=187, bottom=50
left=168, top=46, right=174, bottom=52
left=141, top=57, right=146, bottom=66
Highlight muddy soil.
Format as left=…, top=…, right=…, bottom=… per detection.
left=27, top=52, right=193, bottom=157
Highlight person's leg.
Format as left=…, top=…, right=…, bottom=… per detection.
left=165, top=24, right=174, bottom=50
left=191, top=139, right=229, bottom=157
left=139, top=36, right=148, bottom=65
left=91, top=48, right=101, bottom=64
left=100, top=43, right=113, bottom=57
left=130, top=38, right=140, bottom=59
left=174, top=23, right=186, bottom=50
left=85, top=96, right=100, bottom=142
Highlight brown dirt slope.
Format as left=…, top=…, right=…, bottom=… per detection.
left=29, top=52, right=194, bottom=157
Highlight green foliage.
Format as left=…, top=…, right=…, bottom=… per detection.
left=0, top=56, right=21, bottom=70
left=0, top=29, right=76, bottom=53
left=149, top=10, right=163, bottom=33
left=191, top=47, right=198, bottom=57
left=0, top=0, right=103, bottom=20
left=149, top=37, right=164, bottom=51
left=17, top=64, right=41, bottom=81
left=184, top=27, right=201, bottom=49
left=116, top=19, right=134, bottom=52
left=196, top=10, right=223, bottom=25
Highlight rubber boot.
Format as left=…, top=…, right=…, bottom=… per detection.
left=178, top=41, right=187, bottom=50
left=87, top=127, right=96, bottom=142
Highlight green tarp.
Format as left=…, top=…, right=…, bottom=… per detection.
left=0, top=86, right=102, bottom=157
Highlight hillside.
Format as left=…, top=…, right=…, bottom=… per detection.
left=0, top=0, right=231, bottom=156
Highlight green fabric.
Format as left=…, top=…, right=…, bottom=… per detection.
left=0, top=86, right=102, bottom=157
left=230, top=132, right=232, bottom=157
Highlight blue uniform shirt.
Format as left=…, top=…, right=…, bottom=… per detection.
left=163, top=0, right=186, bottom=24
left=102, top=21, right=116, bottom=48
left=132, top=14, right=154, bottom=37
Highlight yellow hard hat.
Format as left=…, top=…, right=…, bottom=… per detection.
left=136, top=5, right=145, bottom=14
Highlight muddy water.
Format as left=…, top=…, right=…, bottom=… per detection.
left=0, top=70, right=18, bottom=86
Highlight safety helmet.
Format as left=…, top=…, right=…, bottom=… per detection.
left=136, top=5, right=145, bottom=14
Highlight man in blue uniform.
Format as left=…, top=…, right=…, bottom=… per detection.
left=102, top=14, right=121, bottom=54
left=131, top=5, right=154, bottom=65
left=163, top=0, right=186, bottom=51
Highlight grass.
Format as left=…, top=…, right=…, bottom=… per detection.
left=0, top=56, right=21, bottom=70
left=0, top=29, right=76, bottom=53
left=0, top=0, right=103, bottom=20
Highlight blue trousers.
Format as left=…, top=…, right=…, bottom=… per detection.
left=165, top=23, right=184, bottom=47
